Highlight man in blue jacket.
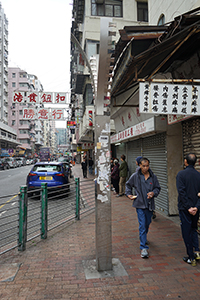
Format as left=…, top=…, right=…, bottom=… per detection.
left=126, top=157, right=161, bottom=258
left=176, top=153, right=200, bottom=267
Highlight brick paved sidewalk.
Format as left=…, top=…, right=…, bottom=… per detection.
left=0, top=164, right=200, bottom=299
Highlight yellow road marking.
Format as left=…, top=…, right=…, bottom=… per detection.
left=0, top=194, right=18, bottom=210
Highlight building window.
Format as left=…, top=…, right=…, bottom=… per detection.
left=158, top=14, right=165, bottom=25
left=1, top=130, right=6, bottom=137
left=12, top=73, right=16, bottom=78
left=137, top=1, right=148, bottom=22
left=19, top=83, right=29, bottom=88
left=12, top=111, right=15, bottom=116
left=12, top=82, right=16, bottom=87
left=91, top=0, right=122, bottom=17
left=19, top=110, right=23, bottom=115
left=12, top=120, right=15, bottom=126
left=96, top=43, right=100, bottom=54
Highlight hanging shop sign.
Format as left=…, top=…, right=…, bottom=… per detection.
left=12, top=91, right=68, bottom=104
left=111, top=117, right=154, bottom=144
left=139, top=82, right=200, bottom=115
left=22, top=108, right=65, bottom=120
left=67, top=121, right=76, bottom=128
left=167, top=114, right=192, bottom=125
left=82, top=142, right=94, bottom=150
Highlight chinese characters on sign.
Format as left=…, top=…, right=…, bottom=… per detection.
left=110, top=117, right=155, bottom=144
left=139, top=82, right=200, bottom=115
left=12, top=92, right=68, bottom=104
left=22, top=108, right=65, bottom=120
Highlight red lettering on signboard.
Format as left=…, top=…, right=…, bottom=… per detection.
left=13, top=92, right=23, bottom=103
left=41, top=93, right=52, bottom=103
left=28, top=93, right=38, bottom=103
left=38, top=109, right=48, bottom=119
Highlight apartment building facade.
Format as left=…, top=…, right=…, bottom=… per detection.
left=70, top=0, right=148, bottom=158
left=0, top=3, right=18, bottom=156
left=71, top=1, right=200, bottom=217
left=8, top=67, right=44, bottom=157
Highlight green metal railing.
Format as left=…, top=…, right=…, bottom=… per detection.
left=16, top=178, right=95, bottom=253
left=0, top=178, right=95, bottom=255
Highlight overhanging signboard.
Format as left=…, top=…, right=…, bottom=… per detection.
left=111, top=117, right=155, bottom=144
left=12, top=92, right=68, bottom=104
left=22, top=108, right=65, bottom=120
left=139, top=82, right=200, bottom=115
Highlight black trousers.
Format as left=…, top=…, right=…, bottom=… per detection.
left=82, top=168, right=87, bottom=178
left=179, top=209, right=199, bottom=259
left=112, top=178, right=119, bottom=194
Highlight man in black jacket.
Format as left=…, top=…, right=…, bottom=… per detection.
left=126, top=158, right=161, bottom=258
left=81, top=157, right=87, bottom=178
left=176, top=153, right=200, bottom=267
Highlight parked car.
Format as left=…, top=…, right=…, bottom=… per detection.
left=0, top=159, right=10, bottom=170
left=26, top=159, right=32, bottom=165
left=15, top=157, right=23, bottom=167
left=5, top=157, right=17, bottom=168
left=26, top=162, right=69, bottom=196
left=20, top=157, right=26, bottom=166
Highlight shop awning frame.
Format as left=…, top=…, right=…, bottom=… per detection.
left=111, top=10, right=200, bottom=98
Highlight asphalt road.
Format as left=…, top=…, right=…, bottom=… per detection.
left=0, top=164, right=32, bottom=196
left=0, top=165, right=75, bottom=254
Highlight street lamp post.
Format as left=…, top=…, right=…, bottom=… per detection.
left=95, top=18, right=116, bottom=271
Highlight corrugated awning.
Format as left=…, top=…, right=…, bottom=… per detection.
left=111, top=10, right=200, bottom=97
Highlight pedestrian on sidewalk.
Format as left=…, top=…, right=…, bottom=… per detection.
left=135, top=156, right=143, bottom=171
left=111, top=158, right=115, bottom=191
left=125, top=157, right=161, bottom=258
left=176, top=153, right=200, bottom=267
left=111, top=159, right=120, bottom=195
left=88, top=157, right=94, bottom=175
left=117, top=154, right=128, bottom=197
left=81, top=157, right=87, bottom=178
left=136, top=156, right=157, bottom=220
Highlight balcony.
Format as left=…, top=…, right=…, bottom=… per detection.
left=19, top=133, right=30, bottom=139
left=18, top=124, right=30, bottom=130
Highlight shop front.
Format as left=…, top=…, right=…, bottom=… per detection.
left=112, top=117, right=169, bottom=215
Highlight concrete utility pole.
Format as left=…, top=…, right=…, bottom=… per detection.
left=95, top=18, right=116, bottom=271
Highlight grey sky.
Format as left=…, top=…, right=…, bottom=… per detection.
left=1, top=0, right=72, bottom=93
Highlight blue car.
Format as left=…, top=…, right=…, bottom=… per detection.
left=26, top=162, right=69, bottom=195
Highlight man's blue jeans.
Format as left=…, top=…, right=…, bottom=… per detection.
left=136, top=208, right=153, bottom=249
left=89, top=166, right=93, bottom=175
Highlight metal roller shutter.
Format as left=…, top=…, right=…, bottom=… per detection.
left=116, top=142, right=126, bottom=161
left=127, top=139, right=142, bottom=178
left=142, top=133, right=168, bottom=215
left=182, top=118, right=200, bottom=172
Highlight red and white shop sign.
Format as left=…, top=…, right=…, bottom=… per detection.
left=82, top=143, right=94, bottom=150
left=111, top=117, right=155, bottom=144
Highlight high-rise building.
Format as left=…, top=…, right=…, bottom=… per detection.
left=70, top=0, right=149, bottom=158
left=0, top=2, right=8, bottom=124
left=0, top=3, right=18, bottom=157
left=8, top=67, right=44, bottom=156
